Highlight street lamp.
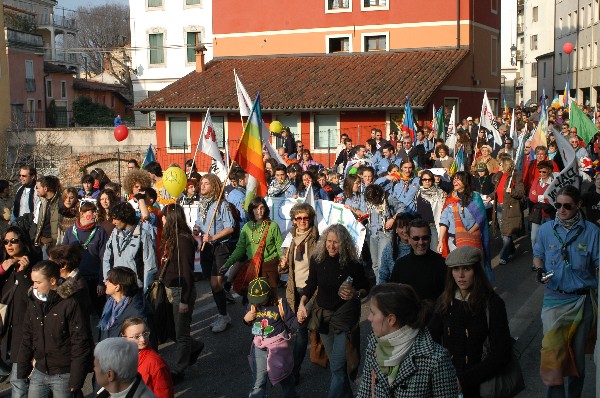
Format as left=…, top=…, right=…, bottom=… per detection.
left=510, top=44, right=517, bottom=66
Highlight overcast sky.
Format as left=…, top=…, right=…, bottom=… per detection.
left=56, top=0, right=128, bottom=13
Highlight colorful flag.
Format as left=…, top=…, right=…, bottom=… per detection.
left=530, top=89, right=548, bottom=151
left=199, top=110, right=227, bottom=181
left=448, top=145, right=464, bottom=176
left=550, top=94, right=561, bottom=109
left=234, top=71, right=285, bottom=165
left=503, top=96, right=509, bottom=117
left=514, top=130, right=529, bottom=178
left=141, top=144, right=155, bottom=169
left=479, top=90, right=503, bottom=147
left=562, top=79, right=570, bottom=107
left=435, top=106, right=445, bottom=139
left=569, top=99, right=598, bottom=145
left=544, top=131, right=579, bottom=205
left=235, top=94, right=268, bottom=209
left=401, top=97, right=416, bottom=142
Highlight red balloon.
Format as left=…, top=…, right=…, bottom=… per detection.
left=563, top=42, right=574, bottom=55
left=114, top=125, right=129, bottom=142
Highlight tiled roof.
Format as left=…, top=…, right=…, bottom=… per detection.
left=43, top=62, right=75, bottom=75
left=134, top=49, right=469, bottom=112
left=73, top=78, right=125, bottom=93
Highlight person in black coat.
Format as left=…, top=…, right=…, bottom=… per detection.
left=428, top=246, right=512, bottom=398
left=18, top=261, right=93, bottom=396
left=0, top=226, right=41, bottom=397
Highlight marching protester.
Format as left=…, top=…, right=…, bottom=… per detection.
left=414, top=169, right=446, bottom=250
left=364, top=184, right=394, bottom=284
left=379, top=213, right=415, bottom=284
left=268, top=164, right=297, bottom=198
left=58, top=187, right=79, bottom=244
left=97, top=189, right=118, bottom=235
left=297, top=224, right=369, bottom=398
left=528, top=160, right=556, bottom=247
left=533, top=185, right=599, bottom=397
left=34, top=175, right=62, bottom=251
left=11, top=165, right=39, bottom=224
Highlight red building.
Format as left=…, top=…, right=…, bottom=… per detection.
left=134, top=0, right=501, bottom=169
left=73, top=79, right=132, bottom=119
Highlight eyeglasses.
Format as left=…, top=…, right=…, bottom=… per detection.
left=554, top=202, right=575, bottom=210
left=123, top=331, right=150, bottom=341
left=19, top=174, right=28, bottom=178
left=3, top=238, right=20, bottom=245
left=294, top=216, right=310, bottom=222
left=421, top=178, right=433, bottom=182
left=411, top=235, right=431, bottom=242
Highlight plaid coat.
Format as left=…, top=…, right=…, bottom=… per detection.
left=356, top=329, right=457, bottom=398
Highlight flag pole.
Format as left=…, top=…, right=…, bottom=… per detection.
left=188, top=108, right=211, bottom=179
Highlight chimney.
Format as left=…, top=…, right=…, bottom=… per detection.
left=194, top=45, right=207, bottom=73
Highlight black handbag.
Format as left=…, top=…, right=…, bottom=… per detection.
left=479, top=305, right=525, bottom=398
left=145, top=258, right=176, bottom=344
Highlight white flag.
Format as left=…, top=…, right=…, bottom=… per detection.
left=432, top=104, right=438, bottom=133
left=479, top=90, right=503, bottom=147
left=200, top=110, right=227, bottom=181
left=509, top=109, right=517, bottom=143
left=234, top=69, right=252, bottom=118
left=447, top=105, right=456, bottom=136
left=543, top=132, right=579, bottom=205
left=304, top=184, right=315, bottom=209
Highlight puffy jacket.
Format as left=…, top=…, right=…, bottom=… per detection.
left=138, top=348, right=174, bottom=398
left=17, top=278, right=93, bottom=390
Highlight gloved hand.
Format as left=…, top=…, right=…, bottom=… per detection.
left=133, top=193, right=145, bottom=201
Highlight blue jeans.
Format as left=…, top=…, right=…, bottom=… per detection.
left=320, top=331, right=353, bottom=398
left=11, top=362, right=29, bottom=398
left=28, top=368, right=71, bottom=398
left=249, top=345, right=297, bottom=398
left=545, top=294, right=595, bottom=398
left=369, top=232, right=391, bottom=285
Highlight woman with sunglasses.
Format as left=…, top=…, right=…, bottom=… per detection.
left=533, top=185, right=599, bottom=397
left=415, top=170, right=446, bottom=250
left=279, top=202, right=319, bottom=383
left=490, top=157, right=524, bottom=265
left=62, top=200, right=109, bottom=317
left=120, top=317, right=174, bottom=398
left=528, top=161, right=556, bottom=249
left=0, top=226, right=40, bottom=397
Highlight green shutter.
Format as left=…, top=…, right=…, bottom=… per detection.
left=149, top=33, right=164, bottom=64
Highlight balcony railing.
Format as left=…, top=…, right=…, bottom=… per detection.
left=25, top=78, right=36, bottom=92
left=517, top=23, right=524, bottom=35
left=516, top=50, right=523, bottom=61
left=5, top=29, right=43, bottom=48
left=516, top=78, right=524, bottom=87
left=37, top=13, right=77, bottom=31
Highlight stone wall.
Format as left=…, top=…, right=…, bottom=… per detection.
left=6, top=127, right=156, bottom=188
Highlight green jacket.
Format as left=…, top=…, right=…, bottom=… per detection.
left=224, top=220, right=283, bottom=267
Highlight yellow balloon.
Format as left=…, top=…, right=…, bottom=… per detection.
left=162, top=167, right=187, bottom=198
left=269, top=120, right=283, bottom=134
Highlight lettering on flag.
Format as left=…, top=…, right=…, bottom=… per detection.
left=544, top=132, right=579, bottom=205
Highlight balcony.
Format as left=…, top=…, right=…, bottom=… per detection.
left=516, top=50, right=523, bottom=61
left=517, top=23, right=524, bottom=35
left=516, top=78, right=524, bottom=87
left=25, top=78, right=36, bottom=92
left=43, top=49, right=79, bottom=69
left=37, top=13, right=77, bottom=32
left=5, top=28, right=43, bottom=49
left=517, top=0, right=524, bottom=10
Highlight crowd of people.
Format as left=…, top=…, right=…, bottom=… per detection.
left=0, top=102, right=596, bottom=398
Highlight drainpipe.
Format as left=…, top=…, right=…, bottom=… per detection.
left=457, top=0, right=460, bottom=49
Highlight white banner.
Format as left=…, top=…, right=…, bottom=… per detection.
left=480, top=90, right=503, bottom=147
left=544, top=132, right=579, bottom=205
left=182, top=199, right=367, bottom=254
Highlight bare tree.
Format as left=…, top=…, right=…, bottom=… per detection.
left=74, top=4, right=132, bottom=98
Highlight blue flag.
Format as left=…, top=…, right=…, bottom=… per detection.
left=142, top=144, right=156, bottom=169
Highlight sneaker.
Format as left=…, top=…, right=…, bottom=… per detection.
left=209, top=315, right=219, bottom=328
left=211, top=314, right=231, bottom=333
left=499, top=259, right=507, bottom=265
left=224, top=289, right=236, bottom=303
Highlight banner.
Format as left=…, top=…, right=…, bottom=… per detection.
left=544, top=132, right=579, bottom=205
left=480, top=90, right=503, bottom=147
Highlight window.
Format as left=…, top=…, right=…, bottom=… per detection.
left=543, top=61, right=547, bottom=78
left=532, top=6, right=538, bottom=22
left=326, top=0, right=351, bottom=12
left=559, top=17, right=563, bottom=32
left=580, top=46, right=584, bottom=69
left=490, top=36, right=498, bottom=75
left=559, top=52, right=563, bottom=73
left=588, top=3, right=592, bottom=25
left=328, top=36, right=350, bottom=53
left=568, top=13, right=572, bottom=32
left=531, top=91, right=538, bottom=102
left=272, top=114, right=300, bottom=147
left=149, top=33, right=164, bottom=65
left=185, top=0, right=201, bottom=4
left=147, top=0, right=161, bottom=7
left=46, top=80, right=52, bottom=97
left=313, top=114, right=338, bottom=149
left=27, top=99, right=35, bottom=125
left=595, top=42, right=598, bottom=66
left=60, top=81, right=66, bottom=98
left=581, top=7, right=585, bottom=27
left=167, top=116, right=189, bottom=150
left=588, top=44, right=592, bottom=67
left=530, top=35, right=538, bottom=50
left=574, top=10, right=578, bottom=28
left=187, top=32, right=202, bottom=63
left=444, top=98, right=459, bottom=122
left=596, top=0, right=599, bottom=23
left=25, top=60, right=35, bottom=92
left=364, top=34, right=387, bottom=52
left=361, top=0, right=389, bottom=10
left=531, top=62, right=537, bottom=77
left=491, top=0, right=498, bottom=14
left=211, top=115, right=226, bottom=148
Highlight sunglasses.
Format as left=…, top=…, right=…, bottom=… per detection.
left=3, top=238, right=20, bottom=245
left=411, top=235, right=431, bottom=242
left=421, top=178, right=433, bottom=182
left=554, top=202, right=575, bottom=210
left=294, top=216, right=310, bottom=222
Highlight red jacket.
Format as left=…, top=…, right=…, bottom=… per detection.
left=522, top=159, right=559, bottom=192
left=138, top=348, right=174, bottom=398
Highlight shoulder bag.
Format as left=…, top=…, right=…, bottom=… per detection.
left=232, top=222, right=271, bottom=295
left=479, top=303, right=525, bottom=398
left=145, top=253, right=176, bottom=344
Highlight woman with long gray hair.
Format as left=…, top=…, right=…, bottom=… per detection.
left=297, top=224, right=369, bottom=398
